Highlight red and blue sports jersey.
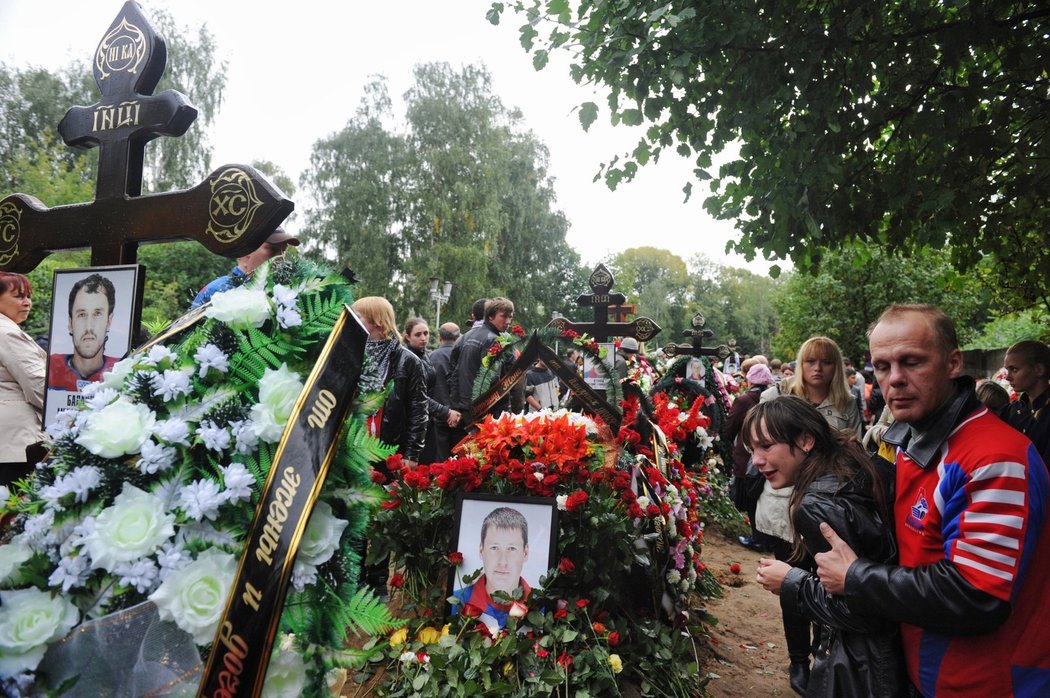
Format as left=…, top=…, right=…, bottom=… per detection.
left=895, top=407, right=1050, bottom=696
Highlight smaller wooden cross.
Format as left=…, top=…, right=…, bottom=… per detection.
left=661, top=312, right=731, bottom=361
left=608, top=303, right=636, bottom=323
left=547, top=264, right=661, bottom=343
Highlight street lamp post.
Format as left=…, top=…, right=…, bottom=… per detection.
left=429, top=277, right=452, bottom=329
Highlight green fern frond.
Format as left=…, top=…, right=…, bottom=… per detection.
left=336, top=585, right=406, bottom=637
left=299, top=294, right=351, bottom=338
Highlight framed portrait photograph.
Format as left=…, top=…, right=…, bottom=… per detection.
left=449, top=493, right=558, bottom=632
left=43, top=264, right=144, bottom=428
left=582, top=342, right=615, bottom=391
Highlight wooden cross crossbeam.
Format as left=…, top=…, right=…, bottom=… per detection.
left=608, top=303, right=636, bottom=323
left=0, top=1, right=292, bottom=272
left=546, top=263, right=662, bottom=343
left=662, top=312, right=731, bottom=360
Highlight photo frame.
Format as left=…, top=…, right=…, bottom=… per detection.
left=449, top=493, right=558, bottom=630
left=43, top=264, right=144, bottom=428
left=582, top=342, right=615, bottom=391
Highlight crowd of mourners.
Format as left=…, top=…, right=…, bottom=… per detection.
left=2, top=235, right=1049, bottom=697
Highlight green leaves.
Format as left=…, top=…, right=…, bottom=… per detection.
left=578, top=101, right=599, bottom=130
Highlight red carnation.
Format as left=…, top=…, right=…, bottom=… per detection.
left=389, top=572, right=405, bottom=588
left=608, top=630, right=621, bottom=646
left=511, top=324, right=526, bottom=337
left=730, top=563, right=741, bottom=574
left=487, top=342, right=502, bottom=356
left=558, top=557, right=575, bottom=574
left=449, top=551, right=464, bottom=565
left=369, top=469, right=387, bottom=484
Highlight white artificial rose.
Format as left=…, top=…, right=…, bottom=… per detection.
left=83, top=484, right=175, bottom=572
left=261, top=635, right=307, bottom=698
left=297, top=501, right=348, bottom=567
left=0, top=587, right=79, bottom=675
left=149, top=547, right=236, bottom=645
left=250, top=364, right=304, bottom=442
left=0, top=540, right=32, bottom=585
left=206, top=286, right=271, bottom=330
left=100, top=355, right=137, bottom=389
left=75, top=397, right=155, bottom=458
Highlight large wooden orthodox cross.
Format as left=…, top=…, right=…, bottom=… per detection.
left=548, top=263, right=662, bottom=343
left=0, top=1, right=292, bottom=272
left=661, top=311, right=732, bottom=361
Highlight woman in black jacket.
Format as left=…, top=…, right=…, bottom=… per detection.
left=351, top=297, right=428, bottom=466
left=403, top=317, right=460, bottom=464
left=747, top=395, right=907, bottom=698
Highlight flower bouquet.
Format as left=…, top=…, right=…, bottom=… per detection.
left=364, top=408, right=719, bottom=696
left=0, top=257, right=399, bottom=697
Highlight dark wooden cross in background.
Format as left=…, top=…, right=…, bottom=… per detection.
left=548, top=263, right=662, bottom=343
left=0, top=0, right=292, bottom=272
left=662, top=311, right=731, bottom=361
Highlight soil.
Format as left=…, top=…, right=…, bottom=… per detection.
left=698, top=529, right=794, bottom=697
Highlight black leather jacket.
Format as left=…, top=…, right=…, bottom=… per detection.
left=447, top=320, right=506, bottom=421
left=380, top=344, right=428, bottom=462
left=780, top=470, right=907, bottom=697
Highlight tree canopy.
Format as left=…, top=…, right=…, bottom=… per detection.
left=489, top=1, right=1050, bottom=311
left=300, top=62, right=584, bottom=331
left=771, top=244, right=989, bottom=364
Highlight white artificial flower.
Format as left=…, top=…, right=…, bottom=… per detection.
left=114, top=558, right=160, bottom=594
left=262, top=635, right=307, bottom=698
left=206, top=286, right=271, bottom=330
left=179, top=479, right=224, bottom=522
left=290, top=563, right=318, bottom=592
left=221, top=462, right=255, bottom=504
left=556, top=495, right=568, bottom=511
left=193, top=343, right=229, bottom=378
left=533, top=471, right=544, bottom=481
left=666, top=569, right=682, bottom=584
left=83, top=484, right=175, bottom=572
left=697, top=434, right=714, bottom=449
left=276, top=305, right=302, bottom=329
left=75, top=398, right=155, bottom=458
left=137, top=439, right=176, bottom=475
left=0, top=540, right=32, bottom=585
left=153, top=418, right=191, bottom=446
left=151, top=369, right=192, bottom=402
left=197, top=421, right=231, bottom=452
left=693, top=426, right=709, bottom=438
left=399, top=651, right=416, bottom=664
left=48, top=553, right=91, bottom=593
left=147, top=345, right=178, bottom=366
left=0, top=587, right=79, bottom=675
left=230, top=420, right=259, bottom=455
left=250, top=364, right=304, bottom=442
left=272, top=284, right=298, bottom=307
left=39, top=466, right=102, bottom=511
left=20, top=510, right=56, bottom=552
left=636, top=495, right=650, bottom=509
left=45, top=410, right=76, bottom=439
left=156, top=543, right=191, bottom=581
left=149, top=547, right=237, bottom=644
left=84, top=386, right=119, bottom=411
left=99, top=355, right=136, bottom=389
left=297, top=501, right=348, bottom=567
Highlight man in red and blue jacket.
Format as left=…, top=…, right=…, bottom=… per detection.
left=816, top=304, right=1050, bottom=697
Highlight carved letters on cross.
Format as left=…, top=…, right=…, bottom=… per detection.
left=661, top=312, right=731, bottom=360
left=547, top=263, right=662, bottom=343
left=0, top=1, right=292, bottom=272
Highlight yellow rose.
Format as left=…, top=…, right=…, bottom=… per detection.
left=441, top=624, right=451, bottom=637
left=416, top=626, right=441, bottom=645
left=389, top=628, right=408, bottom=647
left=607, top=653, right=623, bottom=674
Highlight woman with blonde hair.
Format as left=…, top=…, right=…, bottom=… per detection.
left=350, top=297, right=428, bottom=467
left=755, top=335, right=861, bottom=694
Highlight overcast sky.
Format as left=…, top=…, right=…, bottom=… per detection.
left=0, top=0, right=780, bottom=276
